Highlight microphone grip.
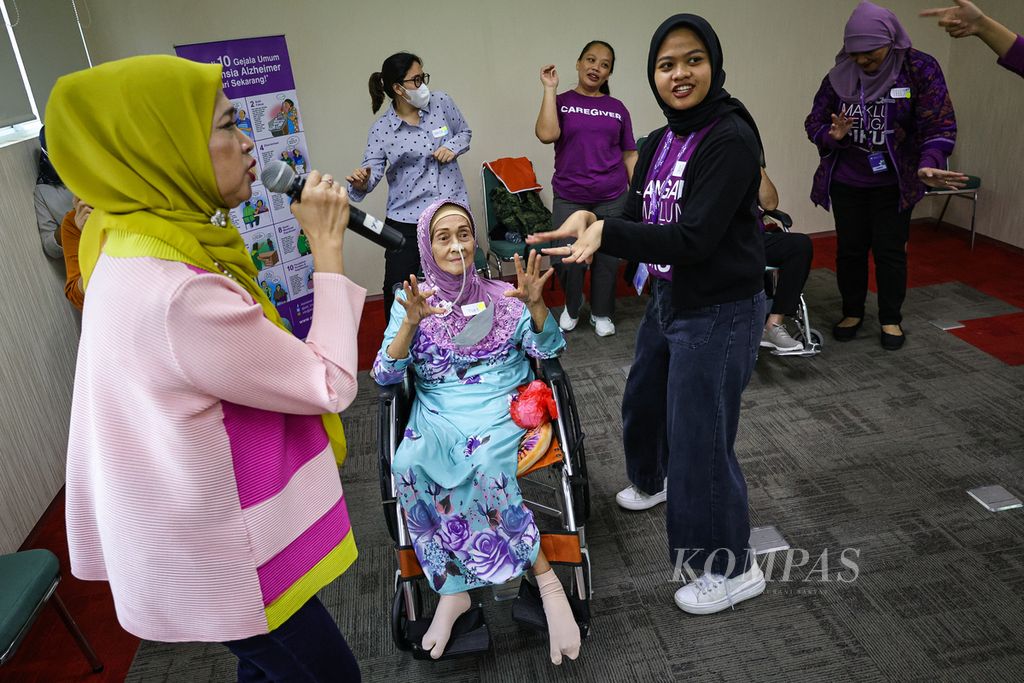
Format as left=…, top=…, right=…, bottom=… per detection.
left=347, top=207, right=406, bottom=250
left=287, top=175, right=405, bottom=250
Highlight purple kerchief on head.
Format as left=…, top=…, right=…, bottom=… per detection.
left=828, top=1, right=912, bottom=103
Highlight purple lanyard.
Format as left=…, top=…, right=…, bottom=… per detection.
left=645, top=129, right=701, bottom=225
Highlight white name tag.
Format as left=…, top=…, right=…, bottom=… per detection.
left=431, top=125, right=449, bottom=138
left=890, top=87, right=911, bottom=99
left=671, top=160, right=687, bottom=177
left=461, top=301, right=486, bottom=317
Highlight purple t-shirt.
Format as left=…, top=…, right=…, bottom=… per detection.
left=552, top=90, right=636, bottom=203
left=831, top=97, right=897, bottom=188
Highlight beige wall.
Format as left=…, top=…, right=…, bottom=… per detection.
left=0, top=139, right=80, bottom=553
left=76, top=0, right=1005, bottom=294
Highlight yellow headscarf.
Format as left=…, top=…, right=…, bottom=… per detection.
left=46, top=55, right=347, bottom=464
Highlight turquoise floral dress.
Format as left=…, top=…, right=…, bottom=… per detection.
left=373, top=288, right=565, bottom=594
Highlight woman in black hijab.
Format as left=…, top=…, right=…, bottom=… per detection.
left=531, top=14, right=767, bottom=615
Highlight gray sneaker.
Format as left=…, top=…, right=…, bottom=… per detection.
left=761, top=323, right=803, bottom=355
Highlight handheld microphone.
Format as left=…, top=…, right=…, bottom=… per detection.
left=261, top=160, right=406, bottom=250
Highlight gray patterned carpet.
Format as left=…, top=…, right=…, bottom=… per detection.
left=126, top=268, right=1024, bottom=682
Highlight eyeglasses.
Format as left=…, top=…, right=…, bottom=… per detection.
left=400, top=73, right=430, bottom=88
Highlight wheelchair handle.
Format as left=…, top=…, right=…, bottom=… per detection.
left=762, top=209, right=793, bottom=229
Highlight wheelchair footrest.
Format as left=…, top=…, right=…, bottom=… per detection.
left=407, top=605, right=491, bottom=660
left=511, top=578, right=591, bottom=638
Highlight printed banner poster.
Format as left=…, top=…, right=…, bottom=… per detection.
left=175, top=35, right=315, bottom=338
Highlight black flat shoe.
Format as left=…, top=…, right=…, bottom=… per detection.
left=880, top=327, right=906, bottom=351
left=832, top=319, right=863, bottom=342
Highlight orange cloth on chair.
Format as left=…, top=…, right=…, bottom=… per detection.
left=484, top=157, right=543, bottom=194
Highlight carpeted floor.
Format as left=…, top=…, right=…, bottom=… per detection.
left=123, top=262, right=1024, bottom=682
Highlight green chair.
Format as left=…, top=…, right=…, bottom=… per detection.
left=924, top=174, right=981, bottom=250
left=0, top=549, right=103, bottom=673
left=481, top=162, right=554, bottom=277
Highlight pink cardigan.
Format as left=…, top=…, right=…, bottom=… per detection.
left=65, top=253, right=365, bottom=642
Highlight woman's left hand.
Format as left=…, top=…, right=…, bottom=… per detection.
left=540, top=220, right=604, bottom=265
left=504, top=249, right=555, bottom=307
left=527, top=209, right=596, bottom=250
left=433, top=146, right=456, bottom=163
left=918, top=167, right=969, bottom=189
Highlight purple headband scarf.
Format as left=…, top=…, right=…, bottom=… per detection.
left=414, top=198, right=525, bottom=357
left=828, top=1, right=912, bottom=103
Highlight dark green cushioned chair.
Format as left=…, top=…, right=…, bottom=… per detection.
left=0, top=549, right=102, bottom=672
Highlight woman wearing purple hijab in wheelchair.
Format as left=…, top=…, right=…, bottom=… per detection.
left=806, top=1, right=966, bottom=350
left=372, top=199, right=581, bottom=665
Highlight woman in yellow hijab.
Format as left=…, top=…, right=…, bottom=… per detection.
left=47, top=55, right=364, bottom=681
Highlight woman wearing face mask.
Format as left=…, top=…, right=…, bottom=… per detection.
left=347, top=52, right=472, bottom=324
left=535, top=40, right=637, bottom=337
left=807, top=1, right=963, bottom=350
left=531, top=14, right=768, bottom=616
left=47, top=55, right=364, bottom=681
left=372, top=200, right=581, bottom=665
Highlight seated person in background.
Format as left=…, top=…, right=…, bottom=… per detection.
left=759, top=168, right=813, bottom=355
left=34, top=127, right=74, bottom=260
left=60, top=197, right=92, bottom=311
left=372, top=199, right=581, bottom=666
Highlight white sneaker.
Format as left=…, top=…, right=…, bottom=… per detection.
left=559, top=308, right=578, bottom=332
left=761, top=323, right=803, bottom=355
left=590, top=315, right=616, bottom=337
left=615, top=480, right=667, bottom=511
left=673, top=561, right=765, bottom=615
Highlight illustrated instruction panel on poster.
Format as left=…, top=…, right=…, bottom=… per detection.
left=176, top=35, right=316, bottom=338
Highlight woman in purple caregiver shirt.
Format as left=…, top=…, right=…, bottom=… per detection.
left=346, top=52, right=472, bottom=323
left=806, top=1, right=965, bottom=351
left=535, top=40, right=637, bottom=338
left=921, top=0, right=1024, bottom=77
left=531, top=14, right=768, bottom=617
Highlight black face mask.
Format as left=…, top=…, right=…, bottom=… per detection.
left=647, top=13, right=762, bottom=148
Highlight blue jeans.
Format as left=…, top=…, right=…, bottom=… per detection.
left=622, top=278, right=765, bottom=578
left=223, top=597, right=360, bottom=682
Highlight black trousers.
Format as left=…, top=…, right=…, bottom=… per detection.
left=382, top=220, right=420, bottom=325
left=829, top=182, right=912, bottom=326
left=763, top=230, right=813, bottom=316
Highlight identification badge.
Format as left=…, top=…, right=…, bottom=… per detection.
left=890, top=87, right=911, bottom=99
left=671, top=160, right=687, bottom=177
left=461, top=301, right=486, bottom=317
left=867, top=151, right=889, bottom=174
left=632, top=263, right=649, bottom=296
left=431, top=125, right=449, bottom=138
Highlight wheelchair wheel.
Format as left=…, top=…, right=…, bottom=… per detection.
left=808, top=328, right=824, bottom=349
left=391, top=581, right=424, bottom=651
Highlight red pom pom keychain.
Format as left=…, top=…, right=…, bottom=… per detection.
left=509, top=380, right=558, bottom=429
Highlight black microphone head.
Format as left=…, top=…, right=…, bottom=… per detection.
left=261, top=160, right=295, bottom=193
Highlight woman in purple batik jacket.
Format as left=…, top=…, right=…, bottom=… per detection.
left=806, top=1, right=965, bottom=350
left=372, top=200, right=581, bottom=666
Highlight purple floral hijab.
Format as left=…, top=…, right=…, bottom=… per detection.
left=415, top=199, right=525, bottom=356
left=828, top=1, right=912, bottom=103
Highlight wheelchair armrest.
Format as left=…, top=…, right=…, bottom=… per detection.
left=538, top=357, right=565, bottom=384
left=378, top=382, right=402, bottom=402
left=762, top=209, right=793, bottom=229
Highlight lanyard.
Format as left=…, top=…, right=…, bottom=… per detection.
left=645, top=129, right=700, bottom=225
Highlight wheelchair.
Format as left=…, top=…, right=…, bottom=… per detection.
left=762, top=208, right=823, bottom=357
left=377, top=356, right=592, bottom=660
